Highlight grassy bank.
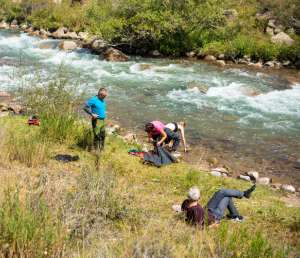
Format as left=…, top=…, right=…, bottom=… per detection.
left=0, top=84, right=299, bottom=257
left=1, top=0, right=300, bottom=62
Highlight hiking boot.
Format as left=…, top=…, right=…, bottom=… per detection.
left=243, top=184, right=256, bottom=199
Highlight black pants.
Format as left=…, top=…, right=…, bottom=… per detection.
left=92, top=119, right=106, bottom=151
left=164, top=128, right=180, bottom=151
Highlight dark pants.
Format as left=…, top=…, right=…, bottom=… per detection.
left=92, top=119, right=106, bottom=151
left=164, top=128, right=180, bottom=151
left=206, top=189, right=243, bottom=220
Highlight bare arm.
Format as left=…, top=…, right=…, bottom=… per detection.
left=157, top=130, right=167, bottom=146
left=179, top=125, right=187, bottom=151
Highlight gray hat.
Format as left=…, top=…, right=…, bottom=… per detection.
left=188, top=186, right=200, bottom=201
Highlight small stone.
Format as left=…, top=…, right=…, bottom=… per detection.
left=8, top=103, right=23, bottom=114
left=211, top=171, right=222, bottom=177
left=58, top=41, right=77, bottom=51
left=186, top=51, right=196, bottom=58
left=238, top=175, right=251, bottom=182
left=266, top=26, right=274, bottom=36
left=0, top=21, right=9, bottom=29
left=218, top=54, right=225, bottom=60
left=65, top=31, right=78, bottom=39
left=78, top=32, right=89, bottom=41
left=216, top=60, right=226, bottom=66
left=212, top=167, right=228, bottom=174
left=257, top=177, right=271, bottom=185
left=0, top=111, right=9, bottom=117
left=204, top=55, right=216, bottom=61
left=151, top=50, right=161, bottom=57
left=274, top=27, right=282, bottom=34
left=172, top=204, right=182, bottom=212
left=283, top=61, right=291, bottom=67
left=246, top=171, right=259, bottom=181
left=123, top=133, right=136, bottom=142
left=251, top=62, right=263, bottom=68
left=11, top=19, right=18, bottom=26
left=52, top=27, right=68, bottom=38
left=264, top=61, right=274, bottom=67
left=20, top=23, right=28, bottom=30
left=294, top=159, right=300, bottom=169
left=28, top=30, right=40, bottom=37
left=268, top=19, right=277, bottom=29
left=281, top=184, right=296, bottom=193
left=238, top=58, right=249, bottom=65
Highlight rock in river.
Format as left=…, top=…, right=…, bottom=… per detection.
left=59, top=41, right=77, bottom=51
left=103, top=47, right=128, bottom=62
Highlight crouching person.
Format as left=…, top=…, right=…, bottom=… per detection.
left=180, top=185, right=256, bottom=228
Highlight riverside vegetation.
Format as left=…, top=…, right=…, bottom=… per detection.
left=0, top=74, right=300, bottom=257
left=0, top=0, right=300, bottom=65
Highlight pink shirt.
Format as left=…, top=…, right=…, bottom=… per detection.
left=151, top=121, right=165, bottom=135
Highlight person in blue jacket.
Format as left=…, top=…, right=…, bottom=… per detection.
left=83, top=88, right=108, bottom=151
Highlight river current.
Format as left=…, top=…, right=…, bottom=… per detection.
left=1, top=30, right=300, bottom=184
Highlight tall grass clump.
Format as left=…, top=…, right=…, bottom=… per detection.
left=0, top=117, right=49, bottom=167
left=0, top=187, right=65, bottom=257
left=19, top=68, right=84, bottom=144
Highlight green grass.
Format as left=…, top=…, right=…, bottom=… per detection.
left=0, top=115, right=299, bottom=257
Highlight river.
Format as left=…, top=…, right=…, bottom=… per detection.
left=1, top=30, right=300, bottom=186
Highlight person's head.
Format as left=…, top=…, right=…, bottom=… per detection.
left=178, top=121, right=186, bottom=127
left=188, top=186, right=200, bottom=201
left=98, top=88, right=108, bottom=99
left=145, top=122, right=155, bottom=133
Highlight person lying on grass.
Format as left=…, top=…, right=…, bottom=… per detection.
left=176, top=185, right=256, bottom=228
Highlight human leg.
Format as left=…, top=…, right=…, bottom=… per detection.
left=164, top=128, right=181, bottom=151
left=207, top=189, right=244, bottom=220
left=92, top=119, right=106, bottom=151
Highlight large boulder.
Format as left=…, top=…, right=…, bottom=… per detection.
left=271, top=32, right=295, bottom=46
left=52, top=27, right=68, bottom=39
left=91, top=39, right=108, bottom=53
left=103, top=47, right=128, bottom=62
left=59, top=41, right=77, bottom=51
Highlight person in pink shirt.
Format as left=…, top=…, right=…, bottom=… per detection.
left=145, top=120, right=167, bottom=146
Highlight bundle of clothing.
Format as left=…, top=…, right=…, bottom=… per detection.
left=129, top=145, right=177, bottom=167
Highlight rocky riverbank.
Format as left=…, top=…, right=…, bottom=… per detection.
left=1, top=19, right=300, bottom=69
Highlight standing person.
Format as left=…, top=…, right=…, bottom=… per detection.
left=180, top=185, right=256, bottom=228
left=83, top=88, right=108, bottom=151
left=164, top=121, right=187, bottom=153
